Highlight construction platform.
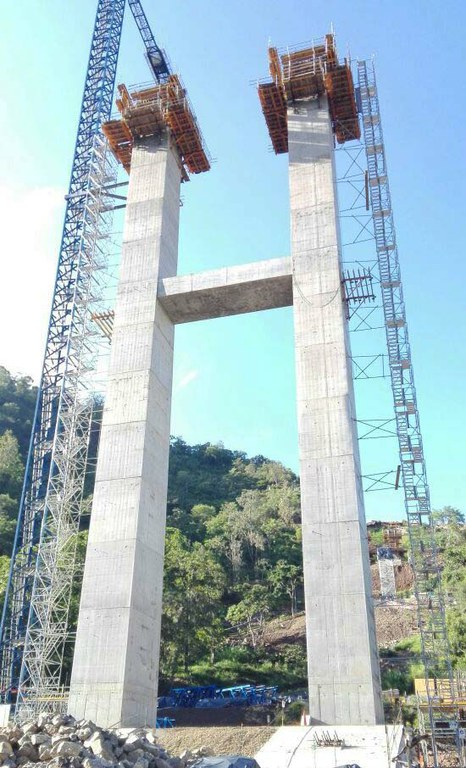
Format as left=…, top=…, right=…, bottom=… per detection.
left=255, top=725, right=406, bottom=768
left=415, top=678, right=466, bottom=720
left=102, top=76, right=210, bottom=179
left=258, top=34, right=360, bottom=152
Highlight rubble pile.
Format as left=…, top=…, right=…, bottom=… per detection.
left=0, top=714, right=213, bottom=768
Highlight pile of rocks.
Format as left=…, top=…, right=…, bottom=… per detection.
left=0, top=714, right=212, bottom=768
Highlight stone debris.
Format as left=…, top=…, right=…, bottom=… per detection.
left=0, top=715, right=209, bottom=768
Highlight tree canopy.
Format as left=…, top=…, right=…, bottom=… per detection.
left=0, top=367, right=37, bottom=461
left=0, top=364, right=465, bottom=693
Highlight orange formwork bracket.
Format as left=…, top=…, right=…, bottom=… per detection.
left=258, top=32, right=360, bottom=154
left=102, top=76, right=210, bottom=178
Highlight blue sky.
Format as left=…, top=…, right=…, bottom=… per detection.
left=1, top=0, right=465, bottom=520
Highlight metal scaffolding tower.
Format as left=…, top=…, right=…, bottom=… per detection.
left=0, top=0, right=126, bottom=717
left=357, top=60, right=461, bottom=767
left=0, top=0, right=171, bottom=719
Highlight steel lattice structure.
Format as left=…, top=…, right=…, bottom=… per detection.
left=0, top=0, right=171, bottom=718
left=127, top=0, right=170, bottom=81
left=15, top=133, right=119, bottom=720
left=0, top=0, right=126, bottom=716
left=357, top=60, right=461, bottom=766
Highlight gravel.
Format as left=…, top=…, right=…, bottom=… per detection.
left=0, top=714, right=222, bottom=768
left=156, top=727, right=275, bottom=760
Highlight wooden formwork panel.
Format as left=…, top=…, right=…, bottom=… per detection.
left=102, top=76, right=210, bottom=177
left=258, top=34, right=361, bottom=150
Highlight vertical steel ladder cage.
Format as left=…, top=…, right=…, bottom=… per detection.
left=358, top=59, right=462, bottom=767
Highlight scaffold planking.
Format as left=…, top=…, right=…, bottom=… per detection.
left=258, top=33, right=360, bottom=153
left=103, top=77, right=210, bottom=178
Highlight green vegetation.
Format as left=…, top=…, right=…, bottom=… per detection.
left=0, top=367, right=37, bottom=461
left=0, top=368, right=39, bottom=610
left=161, top=437, right=304, bottom=689
left=436, top=509, right=466, bottom=669
left=1, top=364, right=466, bottom=697
left=368, top=527, right=385, bottom=547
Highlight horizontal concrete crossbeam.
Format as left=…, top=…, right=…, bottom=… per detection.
left=158, top=256, right=292, bottom=323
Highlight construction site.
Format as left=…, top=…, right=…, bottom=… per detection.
left=0, top=2, right=464, bottom=768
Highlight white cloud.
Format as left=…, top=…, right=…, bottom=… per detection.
left=0, top=184, right=64, bottom=380
left=176, top=369, right=199, bottom=391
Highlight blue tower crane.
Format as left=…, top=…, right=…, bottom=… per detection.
left=0, top=0, right=171, bottom=712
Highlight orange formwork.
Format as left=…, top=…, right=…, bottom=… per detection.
left=102, top=75, right=210, bottom=179
left=258, top=33, right=360, bottom=153
left=257, top=82, right=288, bottom=154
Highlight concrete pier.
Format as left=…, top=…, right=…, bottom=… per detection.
left=68, top=95, right=383, bottom=729
left=68, top=134, right=181, bottom=727
left=289, top=98, right=383, bottom=725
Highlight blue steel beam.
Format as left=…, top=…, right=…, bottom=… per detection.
left=0, top=0, right=171, bottom=706
left=0, top=0, right=126, bottom=702
left=127, top=0, right=171, bottom=81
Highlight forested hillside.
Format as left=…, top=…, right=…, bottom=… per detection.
left=0, top=364, right=465, bottom=695
left=0, top=368, right=38, bottom=607
left=0, top=366, right=306, bottom=689
left=163, top=437, right=305, bottom=688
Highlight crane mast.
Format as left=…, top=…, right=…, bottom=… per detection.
left=0, top=0, right=168, bottom=717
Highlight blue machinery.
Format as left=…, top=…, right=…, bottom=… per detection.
left=159, top=685, right=279, bottom=709
left=0, top=0, right=171, bottom=717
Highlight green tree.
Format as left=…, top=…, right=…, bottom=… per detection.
left=436, top=508, right=466, bottom=668
left=433, top=506, right=465, bottom=526
left=0, top=555, right=10, bottom=615
left=0, top=367, right=37, bottom=460
left=0, top=494, right=18, bottom=556
left=267, top=559, right=303, bottom=616
left=0, top=431, right=24, bottom=498
left=191, top=504, right=216, bottom=533
left=447, top=610, right=466, bottom=669
left=205, top=501, right=246, bottom=582
left=226, top=584, right=272, bottom=648
left=162, top=528, right=226, bottom=677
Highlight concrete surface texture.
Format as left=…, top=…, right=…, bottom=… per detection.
left=158, top=256, right=292, bottom=323
left=68, top=133, right=181, bottom=727
left=289, top=98, right=384, bottom=725
left=68, top=95, right=384, bottom=729
left=255, top=725, right=405, bottom=768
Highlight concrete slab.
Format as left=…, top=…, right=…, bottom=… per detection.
left=255, top=725, right=406, bottom=768
left=158, top=256, right=292, bottom=323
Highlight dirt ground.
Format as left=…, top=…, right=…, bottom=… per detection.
left=374, top=600, right=419, bottom=647
left=262, top=599, right=419, bottom=651
left=156, top=725, right=276, bottom=758
left=262, top=613, right=307, bottom=647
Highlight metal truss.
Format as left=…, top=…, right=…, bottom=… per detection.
left=16, top=136, right=118, bottom=720
left=356, top=417, right=397, bottom=440
left=0, top=0, right=126, bottom=716
left=0, top=0, right=175, bottom=719
left=351, top=354, right=389, bottom=380
left=127, top=0, right=170, bottom=81
left=358, top=59, right=461, bottom=766
left=362, top=470, right=398, bottom=493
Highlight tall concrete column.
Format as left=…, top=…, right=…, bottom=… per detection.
left=290, top=98, right=383, bottom=725
left=69, top=133, right=181, bottom=727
